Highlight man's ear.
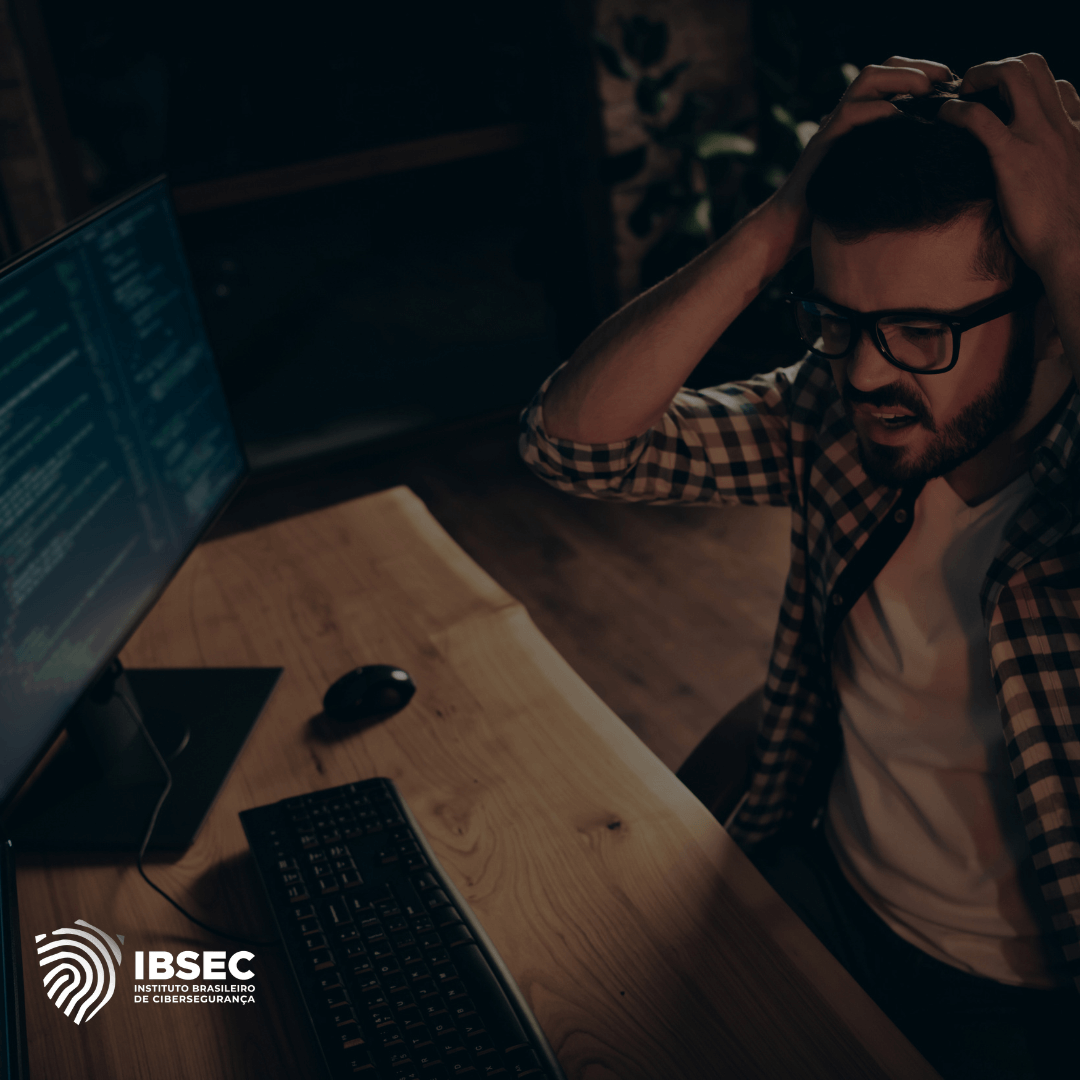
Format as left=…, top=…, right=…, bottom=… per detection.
left=1034, top=295, right=1064, bottom=364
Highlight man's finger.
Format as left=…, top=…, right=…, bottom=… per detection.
left=881, top=55, right=956, bottom=84
left=958, top=57, right=1057, bottom=130
left=845, top=63, right=935, bottom=103
left=1057, top=79, right=1080, bottom=124
left=937, top=97, right=1010, bottom=151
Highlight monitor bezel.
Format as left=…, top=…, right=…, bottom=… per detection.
left=0, top=174, right=251, bottom=818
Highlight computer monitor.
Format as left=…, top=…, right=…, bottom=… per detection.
left=0, top=178, right=278, bottom=850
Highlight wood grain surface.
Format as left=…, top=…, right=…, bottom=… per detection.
left=16, top=487, right=941, bottom=1080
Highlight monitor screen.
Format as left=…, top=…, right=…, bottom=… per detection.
left=0, top=178, right=246, bottom=807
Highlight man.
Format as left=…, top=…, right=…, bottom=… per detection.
left=519, top=55, right=1080, bottom=1078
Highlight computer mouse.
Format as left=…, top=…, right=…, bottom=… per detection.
left=322, top=665, right=416, bottom=722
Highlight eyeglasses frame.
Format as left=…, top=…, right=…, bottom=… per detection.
left=784, top=281, right=1042, bottom=374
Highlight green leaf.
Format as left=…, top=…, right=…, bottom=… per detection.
left=771, top=104, right=796, bottom=129
left=636, top=77, right=667, bottom=116
left=695, top=131, right=756, bottom=159
left=620, top=15, right=668, bottom=68
left=593, top=32, right=632, bottom=80
left=764, top=165, right=788, bottom=189
left=656, top=59, right=690, bottom=91
left=598, top=145, right=648, bottom=185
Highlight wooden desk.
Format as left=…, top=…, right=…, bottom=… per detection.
left=16, top=487, right=940, bottom=1079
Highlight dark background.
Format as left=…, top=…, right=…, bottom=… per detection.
left=21, top=0, right=1080, bottom=468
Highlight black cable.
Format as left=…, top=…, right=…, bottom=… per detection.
left=115, top=686, right=278, bottom=948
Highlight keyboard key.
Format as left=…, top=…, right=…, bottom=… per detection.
left=449, top=1066, right=478, bottom=1077
left=380, top=1025, right=406, bottom=1050
left=338, top=927, right=362, bottom=944
left=303, top=934, right=329, bottom=951
left=443, top=926, right=474, bottom=949
left=309, top=950, right=335, bottom=971
left=443, top=982, right=469, bottom=1003
left=422, top=1000, right=449, bottom=1022
left=426, top=890, right=450, bottom=910
left=298, top=833, right=320, bottom=849
left=419, top=932, right=442, bottom=950
left=396, top=1004, right=423, bottom=1029
left=337, top=1023, right=365, bottom=1050
left=318, top=876, right=341, bottom=896
left=450, top=999, right=476, bottom=1021
left=285, top=884, right=310, bottom=903
left=330, top=1005, right=358, bottom=1027
left=294, top=904, right=316, bottom=921
left=459, top=1017, right=486, bottom=1038
left=323, top=988, right=351, bottom=1010
left=370, top=1005, right=395, bottom=1027
left=312, top=863, right=334, bottom=878
left=405, top=853, right=429, bottom=871
left=481, top=1066, right=509, bottom=1079
left=298, top=919, right=322, bottom=936
left=408, top=1025, right=434, bottom=1049
left=506, top=1050, right=544, bottom=1077
left=428, top=949, right=452, bottom=969
left=431, top=907, right=463, bottom=929
left=414, top=872, right=439, bottom=891
left=347, top=1053, right=377, bottom=1074
left=400, top=947, right=425, bottom=966
left=450, top=947, right=528, bottom=1052
left=318, top=973, right=344, bottom=993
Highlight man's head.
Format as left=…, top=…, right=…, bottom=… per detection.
left=804, top=98, right=1057, bottom=488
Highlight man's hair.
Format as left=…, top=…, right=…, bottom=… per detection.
left=805, top=93, right=1018, bottom=282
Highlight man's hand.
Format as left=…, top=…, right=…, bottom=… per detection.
left=774, top=57, right=954, bottom=246
left=939, top=54, right=1080, bottom=281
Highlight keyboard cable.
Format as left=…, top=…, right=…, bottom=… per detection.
left=116, top=683, right=279, bottom=948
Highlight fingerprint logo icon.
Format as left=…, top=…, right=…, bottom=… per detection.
left=35, top=920, right=123, bottom=1025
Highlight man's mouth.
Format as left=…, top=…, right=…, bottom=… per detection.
left=867, top=410, right=917, bottom=429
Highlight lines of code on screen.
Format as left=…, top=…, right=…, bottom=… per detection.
left=0, top=183, right=244, bottom=801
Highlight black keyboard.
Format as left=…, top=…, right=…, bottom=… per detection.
left=240, top=778, right=566, bottom=1080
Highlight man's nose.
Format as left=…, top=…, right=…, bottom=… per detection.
left=844, top=329, right=899, bottom=392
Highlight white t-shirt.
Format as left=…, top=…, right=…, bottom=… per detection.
left=825, top=473, right=1065, bottom=988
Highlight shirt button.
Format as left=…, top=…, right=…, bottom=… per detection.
left=894, top=508, right=908, bottom=524
left=831, top=593, right=844, bottom=607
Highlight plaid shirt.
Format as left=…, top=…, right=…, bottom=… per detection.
left=519, top=355, right=1080, bottom=992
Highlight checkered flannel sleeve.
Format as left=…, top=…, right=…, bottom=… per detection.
left=519, top=361, right=804, bottom=507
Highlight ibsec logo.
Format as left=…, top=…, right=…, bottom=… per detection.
left=35, top=920, right=123, bottom=1025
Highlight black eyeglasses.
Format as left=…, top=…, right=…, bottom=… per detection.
left=784, top=282, right=1039, bottom=374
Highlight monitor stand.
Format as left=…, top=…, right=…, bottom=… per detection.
left=6, top=660, right=282, bottom=852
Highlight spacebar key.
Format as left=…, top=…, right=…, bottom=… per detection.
left=452, top=944, right=529, bottom=1051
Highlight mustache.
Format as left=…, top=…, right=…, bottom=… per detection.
left=841, top=380, right=935, bottom=431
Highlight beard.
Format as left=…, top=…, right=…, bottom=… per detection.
left=843, top=309, right=1037, bottom=489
